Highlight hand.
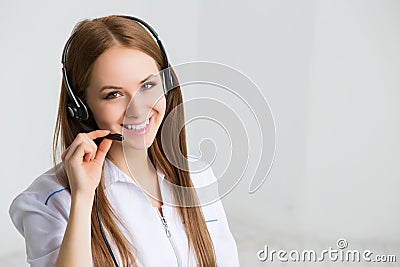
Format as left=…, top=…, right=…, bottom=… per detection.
left=61, top=130, right=113, bottom=199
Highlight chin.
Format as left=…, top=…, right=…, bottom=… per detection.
left=123, top=136, right=156, bottom=150
left=122, top=121, right=161, bottom=150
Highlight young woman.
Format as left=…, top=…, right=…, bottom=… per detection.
left=9, top=15, right=240, bottom=267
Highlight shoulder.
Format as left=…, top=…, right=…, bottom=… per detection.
left=8, top=164, right=72, bottom=265
left=10, top=164, right=70, bottom=207
left=186, top=155, right=222, bottom=217
left=187, top=155, right=218, bottom=188
left=9, top=164, right=71, bottom=235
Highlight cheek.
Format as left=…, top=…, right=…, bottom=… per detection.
left=90, top=103, right=125, bottom=128
left=153, top=97, right=166, bottom=121
left=149, top=97, right=166, bottom=136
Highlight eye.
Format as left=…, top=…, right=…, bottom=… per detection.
left=105, top=91, right=122, bottom=99
left=141, top=81, right=157, bottom=90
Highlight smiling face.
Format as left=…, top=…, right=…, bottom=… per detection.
left=86, top=46, right=166, bottom=150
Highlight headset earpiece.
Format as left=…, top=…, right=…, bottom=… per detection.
left=66, top=102, right=75, bottom=118
left=162, top=68, right=174, bottom=95
left=66, top=96, right=89, bottom=120
left=67, top=96, right=89, bottom=120
left=76, top=96, right=89, bottom=120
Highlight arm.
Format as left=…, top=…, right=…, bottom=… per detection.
left=9, top=185, right=96, bottom=267
left=213, top=198, right=240, bottom=267
left=55, top=193, right=94, bottom=267
left=9, top=131, right=111, bottom=266
left=9, top=192, right=67, bottom=267
left=189, top=156, right=241, bottom=267
left=207, top=167, right=241, bottom=267
left=55, top=130, right=112, bottom=266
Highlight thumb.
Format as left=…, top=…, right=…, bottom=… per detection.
left=93, top=138, right=113, bottom=164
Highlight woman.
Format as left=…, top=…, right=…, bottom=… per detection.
left=9, top=15, right=240, bottom=267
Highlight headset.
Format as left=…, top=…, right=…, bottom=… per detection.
left=61, top=15, right=174, bottom=267
left=61, top=15, right=174, bottom=142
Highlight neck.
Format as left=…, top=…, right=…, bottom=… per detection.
left=107, top=142, right=157, bottom=184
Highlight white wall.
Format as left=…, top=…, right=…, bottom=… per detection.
left=1, top=0, right=399, bottom=266
left=302, top=0, right=400, bottom=241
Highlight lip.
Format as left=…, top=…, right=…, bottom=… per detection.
left=122, top=115, right=151, bottom=127
left=122, top=115, right=154, bottom=137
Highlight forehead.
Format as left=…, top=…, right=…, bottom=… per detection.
left=89, top=46, right=159, bottom=88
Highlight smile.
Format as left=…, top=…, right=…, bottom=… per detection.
left=122, top=118, right=150, bottom=130
left=121, top=115, right=154, bottom=136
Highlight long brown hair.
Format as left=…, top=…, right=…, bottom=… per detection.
left=51, top=15, right=217, bottom=266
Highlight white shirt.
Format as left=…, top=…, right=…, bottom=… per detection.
left=9, top=156, right=240, bottom=267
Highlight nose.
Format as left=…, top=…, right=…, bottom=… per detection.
left=124, top=91, right=149, bottom=120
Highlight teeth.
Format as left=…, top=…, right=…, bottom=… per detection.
left=124, top=118, right=150, bottom=131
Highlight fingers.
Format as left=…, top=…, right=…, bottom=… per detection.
left=66, top=136, right=96, bottom=164
left=62, top=132, right=99, bottom=163
left=61, top=146, right=70, bottom=162
left=93, top=138, right=113, bottom=164
left=61, top=130, right=113, bottom=164
left=86, top=129, right=111, bottom=140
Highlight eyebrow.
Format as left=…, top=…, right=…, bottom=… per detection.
left=99, top=74, right=156, bottom=92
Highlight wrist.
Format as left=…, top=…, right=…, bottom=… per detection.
left=71, top=190, right=95, bottom=205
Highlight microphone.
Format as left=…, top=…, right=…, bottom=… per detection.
left=104, top=133, right=124, bottom=141
left=77, top=120, right=124, bottom=141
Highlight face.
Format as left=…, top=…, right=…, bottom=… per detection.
left=86, top=46, right=167, bottom=150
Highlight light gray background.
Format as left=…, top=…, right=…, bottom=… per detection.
left=1, top=0, right=399, bottom=266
